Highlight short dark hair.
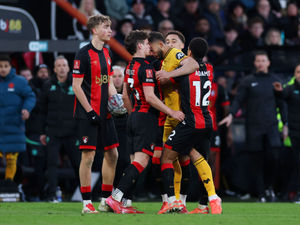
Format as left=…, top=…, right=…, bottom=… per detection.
left=124, top=30, right=148, bottom=55
left=87, top=15, right=111, bottom=34
left=166, top=30, right=185, bottom=44
left=254, top=50, right=269, bottom=59
left=0, top=54, right=11, bottom=63
left=188, top=37, right=208, bottom=60
left=248, top=16, right=264, bottom=28
left=148, top=31, right=165, bottom=43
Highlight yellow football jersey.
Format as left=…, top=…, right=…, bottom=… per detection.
left=161, top=48, right=187, bottom=111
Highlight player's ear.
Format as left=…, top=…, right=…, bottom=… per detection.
left=159, top=41, right=164, bottom=48
left=187, top=48, right=192, bottom=57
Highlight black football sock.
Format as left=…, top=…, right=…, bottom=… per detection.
left=161, top=163, right=175, bottom=197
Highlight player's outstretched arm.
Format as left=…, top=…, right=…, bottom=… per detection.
left=122, top=83, right=133, bottom=114
left=143, top=86, right=185, bottom=121
left=72, top=77, right=93, bottom=113
left=156, top=57, right=199, bottom=80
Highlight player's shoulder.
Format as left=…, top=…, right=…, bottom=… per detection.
left=201, top=61, right=213, bottom=70
left=77, top=43, right=91, bottom=54
left=142, top=59, right=155, bottom=70
left=169, top=48, right=186, bottom=61
left=75, top=43, right=91, bottom=59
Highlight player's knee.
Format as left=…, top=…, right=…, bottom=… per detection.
left=81, top=151, right=95, bottom=168
left=189, top=149, right=202, bottom=162
left=153, top=150, right=162, bottom=159
left=104, top=148, right=118, bottom=164
left=134, top=153, right=150, bottom=168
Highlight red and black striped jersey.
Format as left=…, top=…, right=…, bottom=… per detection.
left=171, top=61, right=214, bottom=129
left=208, top=82, right=230, bottom=131
left=72, top=42, right=112, bottom=120
left=124, top=57, right=159, bottom=114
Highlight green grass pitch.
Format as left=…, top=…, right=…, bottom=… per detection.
left=1, top=202, right=300, bottom=225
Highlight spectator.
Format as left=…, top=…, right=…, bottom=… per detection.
left=124, top=0, right=153, bottom=29
left=204, top=0, right=226, bottom=42
left=39, top=56, right=80, bottom=202
left=22, top=64, right=50, bottom=201
left=220, top=51, right=286, bottom=202
left=174, top=0, right=201, bottom=44
left=273, top=63, right=300, bottom=203
left=281, top=1, right=299, bottom=42
left=192, top=17, right=215, bottom=45
left=158, top=19, right=174, bottom=37
left=239, top=16, right=265, bottom=51
left=19, top=67, right=33, bottom=81
left=0, top=55, right=36, bottom=186
left=115, top=19, right=134, bottom=46
left=111, top=66, right=130, bottom=186
left=104, top=0, right=129, bottom=20
left=73, top=0, right=101, bottom=40
left=211, top=25, right=241, bottom=67
left=150, top=0, right=174, bottom=30
left=265, top=27, right=282, bottom=45
left=251, top=0, right=280, bottom=30
left=227, top=1, right=248, bottom=35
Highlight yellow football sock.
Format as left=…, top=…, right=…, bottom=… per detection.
left=194, top=156, right=216, bottom=197
left=173, top=159, right=182, bottom=199
left=5, top=153, right=19, bottom=180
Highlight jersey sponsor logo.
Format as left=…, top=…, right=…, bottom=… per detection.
left=107, top=57, right=111, bottom=66
left=7, top=82, right=15, bottom=92
left=195, top=70, right=210, bottom=76
left=146, top=78, right=154, bottom=82
left=176, top=52, right=185, bottom=60
left=82, top=136, right=88, bottom=144
left=251, top=82, right=258, bottom=87
left=73, top=69, right=80, bottom=74
left=74, top=60, right=80, bottom=69
left=96, top=74, right=109, bottom=86
left=146, top=69, right=153, bottom=78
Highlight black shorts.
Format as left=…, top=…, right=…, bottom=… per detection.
left=77, top=117, right=119, bottom=151
left=127, top=112, right=158, bottom=157
left=165, top=121, right=212, bottom=156
left=154, top=125, right=164, bottom=151
left=210, top=130, right=221, bottom=151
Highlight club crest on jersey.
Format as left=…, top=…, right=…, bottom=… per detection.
left=82, top=136, right=88, bottom=144
left=107, top=57, right=111, bottom=66
left=176, top=52, right=185, bottom=60
left=74, top=60, right=80, bottom=69
left=146, top=69, right=153, bottom=78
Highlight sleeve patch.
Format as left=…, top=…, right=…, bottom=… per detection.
left=176, top=52, right=185, bottom=60
left=73, top=60, right=80, bottom=70
left=146, top=69, right=153, bottom=78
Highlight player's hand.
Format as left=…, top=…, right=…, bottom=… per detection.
left=218, top=114, right=233, bottom=127
left=21, top=109, right=30, bottom=120
left=273, top=82, right=283, bottom=91
left=283, top=124, right=289, bottom=141
left=156, top=70, right=170, bottom=81
left=40, top=134, right=47, bottom=146
left=170, top=110, right=185, bottom=122
left=86, top=110, right=101, bottom=125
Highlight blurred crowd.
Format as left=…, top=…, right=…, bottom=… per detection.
left=1, top=0, right=300, bottom=203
